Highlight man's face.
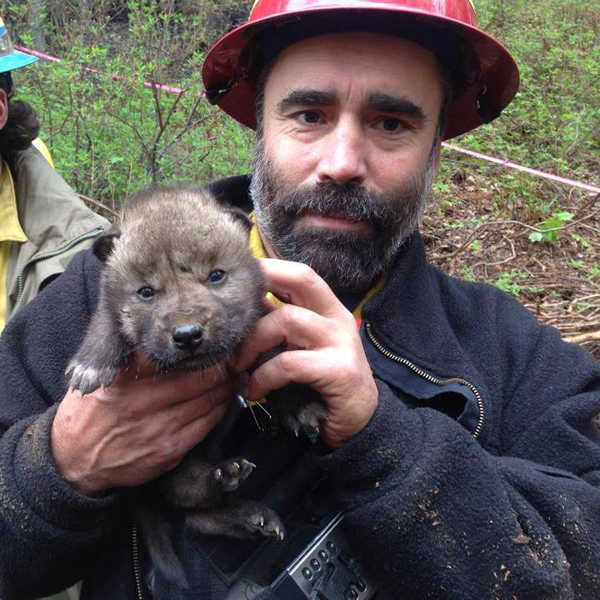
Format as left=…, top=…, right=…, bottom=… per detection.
left=250, top=32, right=443, bottom=294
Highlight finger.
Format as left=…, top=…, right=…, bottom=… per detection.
left=123, top=354, right=229, bottom=386
left=148, top=364, right=233, bottom=399
left=245, top=349, right=334, bottom=401
left=110, top=350, right=166, bottom=380
left=262, top=295, right=279, bottom=313
left=175, top=400, right=230, bottom=455
left=168, top=381, right=235, bottom=426
left=234, top=305, right=334, bottom=372
left=259, top=258, right=350, bottom=318
left=114, top=351, right=231, bottom=387
left=100, top=374, right=219, bottom=415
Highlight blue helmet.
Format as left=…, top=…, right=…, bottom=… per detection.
left=0, top=18, right=38, bottom=74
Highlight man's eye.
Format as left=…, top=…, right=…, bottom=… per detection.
left=377, top=117, right=405, bottom=133
left=137, top=286, right=155, bottom=300
left=296, top=110, right=322, bottom=125
left=207, top=269, right=227, bottom=284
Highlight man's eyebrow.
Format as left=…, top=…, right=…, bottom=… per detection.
left=276, top=89, right=337, bottom=112
left=367, top=92, right=426, bottom=121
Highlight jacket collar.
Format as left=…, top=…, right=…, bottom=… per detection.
left=362, top=231, right=485, bottom=382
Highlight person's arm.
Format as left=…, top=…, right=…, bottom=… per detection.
left=0, top=250, right=233, bottom=598
left=318, top=376, right=600, bottom=598
left=235, top=258, right=600, bottom=598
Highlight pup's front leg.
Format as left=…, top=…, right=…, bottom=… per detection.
left=65, top=299, right=131, bottom=394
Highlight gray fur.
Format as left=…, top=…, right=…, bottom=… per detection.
left=65, top=186, right=284, bottom=588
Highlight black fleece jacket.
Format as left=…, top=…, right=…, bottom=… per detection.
left=1, top=177, right=600, bottom=599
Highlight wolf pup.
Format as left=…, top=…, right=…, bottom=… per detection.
left=66, top=186, right=285, bottom=586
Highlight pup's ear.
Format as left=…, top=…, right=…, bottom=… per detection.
left=224, top=206, right=252, bottom=232
left=93, top=225, right=121, bottom=262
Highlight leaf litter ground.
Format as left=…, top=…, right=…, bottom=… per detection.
left=424, top=167, right=599, bottom=360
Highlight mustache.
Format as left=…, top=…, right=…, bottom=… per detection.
left=276, top=181, right=402, bottom=227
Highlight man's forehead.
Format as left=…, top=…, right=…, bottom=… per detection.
left=265, top=31, right=443, bottom=109
left=270, top=31, right=439, bottom=70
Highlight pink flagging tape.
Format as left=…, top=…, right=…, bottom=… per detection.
left=14, top=45, right=600, bottom=194
left=14, top=45, right=195, bottom=96
left=442, top=143, right=600, bottom=194
left=15, top=46, right=60, bottom=63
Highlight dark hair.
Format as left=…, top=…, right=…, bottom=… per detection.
left=0, top=71, right=40, bottom=156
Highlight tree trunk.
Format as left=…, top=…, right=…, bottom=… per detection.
left=28, top=0, right=46, bottom=50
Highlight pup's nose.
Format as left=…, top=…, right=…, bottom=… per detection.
left=172, top=323, right=203, bottom=349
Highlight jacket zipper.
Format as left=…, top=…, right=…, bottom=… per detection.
left=365, top=321, right=485, bottom=439
left=131, top=523, right=146, bottom=600
left=15, top=226, right=104, bottom=306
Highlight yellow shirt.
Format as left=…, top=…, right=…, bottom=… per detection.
left=0, top=160, right=28, bottom=331
left=32, top=138, right=54, bottom=167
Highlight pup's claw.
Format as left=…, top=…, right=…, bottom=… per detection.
left=65, top=362, right=118, bottom=394
left=282, top=400, right=327, bottom=444
left=217, top=457, right=256, bottom=492
left=243, top=504, right=285, bottom=540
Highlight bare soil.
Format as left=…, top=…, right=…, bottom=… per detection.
left=423, top=170, right=600, bottom=360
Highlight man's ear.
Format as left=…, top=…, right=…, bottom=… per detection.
left=93, top=225, right=121, bottom=263
left=0, top=89, right=8, bottom=131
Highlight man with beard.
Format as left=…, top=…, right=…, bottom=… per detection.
left=1, top=1, right=600, bottom=599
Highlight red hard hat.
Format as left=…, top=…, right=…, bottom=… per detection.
left=202, top=0, right=519, bottom=140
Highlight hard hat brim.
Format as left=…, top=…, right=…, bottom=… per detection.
left=202, top=6, right=519, bottom=139
left=0, top=49, right=38, bottom=74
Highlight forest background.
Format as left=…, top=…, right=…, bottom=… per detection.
left=5, top=0, right=600, bottom=357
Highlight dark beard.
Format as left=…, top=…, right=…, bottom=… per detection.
left=250, top=140, right=433, bottom=294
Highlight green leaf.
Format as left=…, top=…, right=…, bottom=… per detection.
left=554, top=211, right=574, bottom=222
left=529, top=232, right=544, bottom=243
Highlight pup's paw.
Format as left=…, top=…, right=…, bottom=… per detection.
left=282, top=400, right=328, bottom=443
left=65, top=361, right=118, bottom=394
left=240, top=502, right=286, bottom=541
left=185, top=501, right=285, bottom=541
left=213, top=458, right=256, bottom=492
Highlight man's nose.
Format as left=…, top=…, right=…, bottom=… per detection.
left=316, top=117, right=367, bottom=186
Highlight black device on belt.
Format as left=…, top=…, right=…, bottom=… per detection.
left=203, top=412, right=379, bottom=600
left=223, top=512, right=377, bottom=600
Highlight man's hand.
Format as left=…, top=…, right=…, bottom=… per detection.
left=235, top=259, right=379, bottom=449
left=51, top=354, right=233, bottom=497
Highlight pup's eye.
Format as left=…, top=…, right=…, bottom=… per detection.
left=137, top=286, right=155, bottom=300
left=207, top=269, right=227, bottom=284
